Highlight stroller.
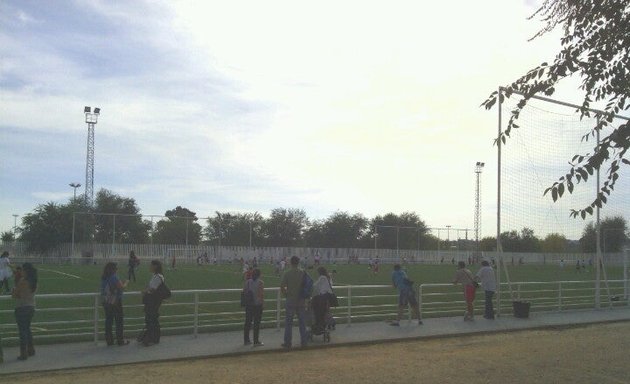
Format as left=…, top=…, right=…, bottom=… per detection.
left=307, top=294, right=332, bottom=343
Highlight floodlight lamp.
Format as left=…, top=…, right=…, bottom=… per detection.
left=84, top=106, right=91, bottom=113
left=480, top=162, right=485, bottom=167
left=94, top=108, right=100, bottom=114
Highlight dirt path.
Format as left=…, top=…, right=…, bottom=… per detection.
left=6, top=322, right=630, bottom=384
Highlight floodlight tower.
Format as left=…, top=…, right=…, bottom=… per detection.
left=83, top=106, right=100, bottom=206
left=474, top=162, right=485, bottom=250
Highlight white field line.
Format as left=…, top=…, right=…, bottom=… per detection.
left=39, top=268, right=83, bottom=280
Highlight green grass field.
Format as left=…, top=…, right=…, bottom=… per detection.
left=1, top=262, right=627, bottom=347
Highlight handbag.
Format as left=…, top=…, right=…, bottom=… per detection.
left=326, top=278, right=339, bottom=307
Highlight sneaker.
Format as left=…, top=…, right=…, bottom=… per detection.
left=117, top=340, right=130, bottom=346
left=244, top=341, right=252, bottom=346
left=389, top=321, right=400, bottom=326
left=418, top=320, right=423, bottom=325
left=281, top=343, right=291, bottom=349
left=253, top=342, right=264, bottom=347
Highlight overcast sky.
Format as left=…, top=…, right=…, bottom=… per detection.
left=2, top=0, right=612, bottom=239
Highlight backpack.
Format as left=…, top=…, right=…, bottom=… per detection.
left=155, top=280, right=171, bottom=301
left=300, top=272, right=314, bottom=299
left=101, top=277, right=118, bottom=305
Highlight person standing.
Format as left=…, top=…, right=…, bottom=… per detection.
left=243, top=268, right=264, bottom=347
left=101, top=262, right=129, bottom=346
left=142, top=260, right=165, bottom=346
left=280, top=256, right=309, bottom=349
left=390, top=264, right=422, bottom=326
left=127, top=251, right=139, bottom=283
left=311, top=266, right=333, bottom=332
left=476, top=260, right=496, bottom=320
left=0, top=251, right=12, bottom=294
left=13, top=263, right=37, bottom=360
left=453, top=261, right=477, bottom=321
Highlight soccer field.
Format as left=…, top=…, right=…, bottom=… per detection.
left=0, top=262, right=627, bottom=347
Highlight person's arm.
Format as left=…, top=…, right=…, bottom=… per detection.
left=258, top=281, right=264, bottom=306
left=280, top=273, right=288, bottom=295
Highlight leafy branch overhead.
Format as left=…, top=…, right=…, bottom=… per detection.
left=481, top=0, right=630, bottom=218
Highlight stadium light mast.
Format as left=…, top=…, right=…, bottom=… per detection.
left=83, top=106, right=100, bottom=206
left=69, top=182, right=81, bottom=201
left=474, top=162, right=485, bottom=251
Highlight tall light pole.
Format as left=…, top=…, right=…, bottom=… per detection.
left=83, top=106, right=100, bottom=206
left=69, top=182, right=81, bottom=201
left=446, top=225, right=452, bottom=242
left=12, top=214, right=18, bottom=237
left=474, top=162, right=485, bottom=252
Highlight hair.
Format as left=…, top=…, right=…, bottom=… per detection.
left=290, top=256, right=299, bottom=266
left=457, top=261, right=466, bottom=269
left=102, top=262, right=117, bottom=280
left=251, top=268, right=261, bottom=280
left=1, top=251, right=8, bottom=258
left=393, top=264, right=401, bottom=271
left=21, top=263, right=38, bottom=292
left=129, top=250, right=135, bottom=258
left=317, top=266, right=328, bottom=277
left=151, top=259, right=163, bottom=274
left=481, top=260, right=490, bottom=267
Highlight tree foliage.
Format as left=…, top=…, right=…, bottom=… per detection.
left=153, top=206, right=202, bottom=245
left=205, top=211, right=263, bottom=246
left=93, top=189, right=150, bottom=243
left=483, top=0, right=630, bottom=218
left=580, top=216, right=628, bottom=253
left=1, top=231, right=15, bottom=243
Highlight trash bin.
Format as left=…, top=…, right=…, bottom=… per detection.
left=512, top=301, right=530, bottom=318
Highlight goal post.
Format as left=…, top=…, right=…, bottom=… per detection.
left=497, top=87, right=630, bottom=310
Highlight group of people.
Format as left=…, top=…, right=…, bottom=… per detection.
left=0, top=251, right=38, bottom=362
left=391, top=260, right=497, bottom=323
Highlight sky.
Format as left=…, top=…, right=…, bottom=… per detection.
left=1, top=0, right=612, bottom=239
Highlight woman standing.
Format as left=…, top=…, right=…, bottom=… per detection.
left=311, top=267, right=333, bottom=332
left=0, top=251, right=12, bottom=294
left=13, top=263, right=37, bottom=361
left=243, top=268, right=264, bottom=347
left=142, top=260, right=164, bottom=346
left=101, top=262, right=129, bottom=346
left=452, top=261, right=477, bottom=321
left=127, top=251, right=138, bottom=283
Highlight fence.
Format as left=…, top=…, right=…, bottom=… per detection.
left=3, top=241, right=626, bottom=266
left=1, top=279, right=628, bottom=346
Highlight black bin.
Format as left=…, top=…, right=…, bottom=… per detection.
left=512, top=301, right=530, bottom=318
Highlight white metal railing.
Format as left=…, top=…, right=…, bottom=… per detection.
left=0, top=280, right=628, bottom=345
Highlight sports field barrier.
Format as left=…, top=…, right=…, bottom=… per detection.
left=1, top=279, right=628, bottom=347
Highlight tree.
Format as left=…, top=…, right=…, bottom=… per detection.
left=19, top=202, right=72, bottom=254
left=482, top=1, right=630, bottom=218
left=500, top=228, right=542, bottom=252
left=542, top=233, right=568, bottom=253
left=580, top=216, right=628, bottom=253
left=479, top=236, right=497, bottom=252
left=304, top=211, right=369, bottom=248
left=93, top=189, right=150, bottom=243
left=205, top=212, right=263, bottom=246
left=366, top=212, right=429, bottom=250
left=1, top=231, right=15, bottom=243
left=261, top=208, right=309, bottom=247
left=153, top=206, right=202, bottom=245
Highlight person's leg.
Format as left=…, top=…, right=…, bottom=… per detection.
left=25, top=307, right=35, bottom=355
left=144, top=304, right=157, bottom=344
left=253, top=305, right=263, bottom=344
left=103, top=304, right=114, bottom=345
left=296, top=302, right=307, bottom=346
left=485, top=291, right=495, bottom=319
left=244, top=305, right=253, bottom=344
left=114, top=302, right=125, bottom=344
left=283, top=301, right=295, bottom=347
left=14, top=307, right=28, bottom=360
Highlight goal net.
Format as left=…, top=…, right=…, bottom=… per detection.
left=498, top=92, right=630, bottom=263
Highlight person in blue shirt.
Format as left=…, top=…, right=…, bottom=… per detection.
left=101, top=262, right=129, bottom=346
left=390, top=264, right=422, bottom=326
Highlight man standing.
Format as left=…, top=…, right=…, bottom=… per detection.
left=453, top=261, right=477, bottom=321
left=280, top=256, right=308, bottom=348
left=390, top=264, right=422, bottom=326
left=476, top=260, right=496, bottom=319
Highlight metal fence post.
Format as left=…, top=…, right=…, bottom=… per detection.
left=193, top=292, right=199, bottom=337
left=93, top=295, right=99, bottom=345
left=347, top=286, right=352, bottom=326
left=276, top=288, right=281, bottom=330
left=558, top=281, right=562, bottom=311
left=418, top=284, right=423, bottom=320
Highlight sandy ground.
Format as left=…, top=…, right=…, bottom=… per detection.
left=5, top=322, right=630, bottom=384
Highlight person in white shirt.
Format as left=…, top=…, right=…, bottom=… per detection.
left=0, top=251, right=13, bottom=294
left=142, top=260, right=165, bottom=346
left=311, top=267, right=333, bottom=333
left=476, top=260, right=497, bottom=320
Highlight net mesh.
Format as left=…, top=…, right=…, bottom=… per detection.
left=500, top=96, right=630, bottom=245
